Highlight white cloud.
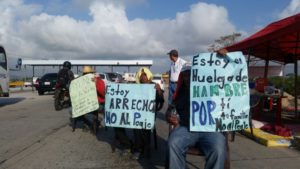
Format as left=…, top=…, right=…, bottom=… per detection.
left=1, top=0, right=239, bottom=72
left=279, top=0, right=300, bottom=18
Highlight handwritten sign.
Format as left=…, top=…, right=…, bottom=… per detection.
left=190, top=52, right=250, bottom=132
left=70, top=74, right=99, bottom=118
left=105, top=83, right=156, bottom=129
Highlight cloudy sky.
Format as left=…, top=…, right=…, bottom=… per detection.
left=1, top=0, right=300, bottom=76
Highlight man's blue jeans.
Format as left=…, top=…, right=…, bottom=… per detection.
left=168, top=82, right=177, bottom=104
left=167, top=126, right=226, bottom=169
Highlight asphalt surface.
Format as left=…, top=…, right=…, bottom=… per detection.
left=0, top=91, right=300, bottom=169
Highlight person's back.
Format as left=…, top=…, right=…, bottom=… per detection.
left=57, top=61, right=74, bottom=89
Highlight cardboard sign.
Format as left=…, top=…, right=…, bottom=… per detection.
left=105, top=83, right=156, bottom=129
left=70, top=74, right=99, bottom=118
left=190, top=52, right=250, bottom=132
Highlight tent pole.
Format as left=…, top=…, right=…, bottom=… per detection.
left=264, top=45, right=270, bottom=78
left=281, top=64, right=285, bottom=96
left=247, top=48, right=252, bottom=67
left=294, top=32, right=299, bottom=118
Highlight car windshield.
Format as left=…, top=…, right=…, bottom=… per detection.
left=153, top=76, right=161, bottom=80
left=99, top=74, right=105, bottom=79
left=106, top=73, right=122, bottom=82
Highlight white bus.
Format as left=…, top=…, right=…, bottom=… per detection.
left=0, top=45, right=9, bottom=97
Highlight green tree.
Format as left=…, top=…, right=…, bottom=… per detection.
left=208, top=33, right=241, bottom=52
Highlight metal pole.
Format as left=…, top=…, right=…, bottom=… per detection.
left=264, top=60, right=269, bottom=78
left=32, top=66, right=35, bottom=78
left=247, top=55, right=251, bottom=67
left=32, top=66, right=35, bottom=91
left=294, top=32, right=299, bottom=118
left=247, top=48, right=251, bottom=67
left=264, top=45, right=270, bottom=78
left=281, top=64, right=285, bottom=96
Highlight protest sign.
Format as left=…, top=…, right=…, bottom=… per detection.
left=70, top=74, right=99, bottom=118
left=190, top=52, right=250, bottom=132
left=105, top=83, right=156, bottom=129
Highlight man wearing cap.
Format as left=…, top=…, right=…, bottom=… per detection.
left=167, top=49, right=186, bottom=105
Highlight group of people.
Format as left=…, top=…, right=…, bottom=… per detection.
left=56, top=61, right=165, bottom=160
left=56, top=48, right=229, bottom=169
left=56, top=62, right=104, bottom=134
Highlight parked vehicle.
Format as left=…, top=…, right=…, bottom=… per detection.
left=37, top=73, right=58, bottom=95
left=34, top=78, right=40, bottom=90
left=152, top=74, right=164, bottom=90
left=107, top=72, right=124, bottom=83
left=98, top=73, right=110, bottom=84
left=0, top=45, right=9, bottom=97
left=32, top=77, right=39, bottom=86
left=123, top=73, right=136, bottom=82
left=24, top=81, right=32, bottom=87
left=98, top=72, right=124, bottom=84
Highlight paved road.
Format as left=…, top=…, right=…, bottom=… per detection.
left=0, top=91, right=300, bottom=169
left=0, top=92, right=69, bottom=168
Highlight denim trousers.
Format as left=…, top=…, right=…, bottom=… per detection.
left=168, top=82, right=177, bottom=104
left=167, top=126, right=226, bottom=169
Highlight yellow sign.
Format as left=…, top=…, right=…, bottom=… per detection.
left=70, top=74, right=99, bottom=118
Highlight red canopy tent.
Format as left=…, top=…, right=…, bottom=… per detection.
left=226, top=13, right=300, bottom=118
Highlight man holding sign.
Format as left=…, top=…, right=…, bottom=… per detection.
left=166, top=50, right=249, bottom=169
left=105, top=67, right=164, bottom=159
left=70, top=66, right=104, bottom=134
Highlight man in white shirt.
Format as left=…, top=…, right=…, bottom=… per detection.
left=168, top=49, right=186, bottom=105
